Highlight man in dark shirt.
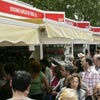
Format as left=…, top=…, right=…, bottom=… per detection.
left=75, top=53, right=85, bottom=73
left=0, top=62, right=18, bottom=100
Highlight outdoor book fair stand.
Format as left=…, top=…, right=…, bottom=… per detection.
left=0, top=0, right=100, bottom=60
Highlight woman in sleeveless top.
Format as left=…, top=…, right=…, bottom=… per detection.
left=28, top=59, right=50, bottom=100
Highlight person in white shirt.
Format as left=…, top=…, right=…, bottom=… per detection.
left=81, top=57, right=100, bottom=100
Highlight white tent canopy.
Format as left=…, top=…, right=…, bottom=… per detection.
left=91, top=34, right=100, bottom=44
left=40, top=31, right=89, bottom=44
left=43, top=19, right=93, bottom=42
left=0, top=17, right=98, bottom=46
left=0, top=17, right=40, bottom=46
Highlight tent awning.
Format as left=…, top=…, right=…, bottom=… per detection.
left=93, top=34, right=100, bottom=42
left=0, top=17, right=40, bottom=45
left=43, top=19, right=93, bottom=42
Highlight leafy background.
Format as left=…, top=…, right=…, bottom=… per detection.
left=19, top=0, right=100, bottom=26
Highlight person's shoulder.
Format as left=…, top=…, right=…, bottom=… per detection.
left=7, top=99, right=11, bottom=100
left=40, top=71, right=45, bottom=77
left=89, top=67, right=99, bottom=75
left=7, top=98, right=35, bottom=100
left=60, top=78, right=65, bottom=81
left=80, top=88, right=86, bottom=93
left=25, top=97, right=35, bottom=100
left=40, top=71, right=45, bottom=75
left=46, top=67, right=51, bottom=72
left=91, top=69, right=99, bottom=75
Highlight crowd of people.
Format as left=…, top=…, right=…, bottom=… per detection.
left=0, top=50, right=100, bottom=100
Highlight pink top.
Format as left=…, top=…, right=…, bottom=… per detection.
left=51, top=76, right=59, bottom=87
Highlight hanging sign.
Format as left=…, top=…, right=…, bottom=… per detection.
left=90, top=26, right=100, bottom=32
left=0, top=0, right=44, bottom=18
left=65, top=18, right=77, bottom=26
left=65, top=18, right=90, bottom=28
left=45, top=11, right=65, bottom=22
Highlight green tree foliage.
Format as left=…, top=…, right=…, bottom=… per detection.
left=19, top=0, right=100, bottom=26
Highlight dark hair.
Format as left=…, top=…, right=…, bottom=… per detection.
left=64, top=64, right=74, bottom=74
left=85, top=49, right=88, bottom=55
left=67, top=73, right=81, bottom=89
left=53, top=66, right=62, bottom=80
left=28, top=60, right=41, bottom=73
left=40, top=58, right=49, bottom=67
left=4, top=62, right=18, bottom=77
left=85, top=57, right=93, bottom=66
left=12, top=71, right=31, bottom=92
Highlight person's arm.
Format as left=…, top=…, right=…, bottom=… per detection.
left=42, top=76, right=53, bottom=93
left=92, top=74, right=100, bottom=87
left=42, top=76, right=50, bottom=89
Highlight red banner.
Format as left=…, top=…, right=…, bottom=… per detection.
left=65, top=18, right=77, bottom=26
left=90, top=27, right=100, bottom=32
left=0, top=0, right=44, bottom=18
left=77, top=22, right=90, bottom=28
left=45, top=11, right=65, bottom=22
left=65, top=18, right=90, bottom=28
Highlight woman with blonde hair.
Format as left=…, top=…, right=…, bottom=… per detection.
left=58, top=88, right=78, bottom=100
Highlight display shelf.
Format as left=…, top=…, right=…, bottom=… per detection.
left=43, top=44, right=72, bottom=59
